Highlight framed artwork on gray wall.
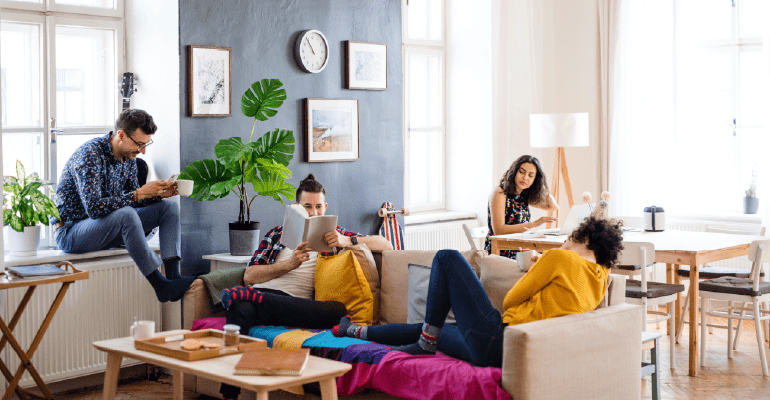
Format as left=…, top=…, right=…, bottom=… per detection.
left=344, top=41, right=387, bottom=90
left=188, top=45, right=232, bottom=117
left=304, top=98, right=360, bottom=162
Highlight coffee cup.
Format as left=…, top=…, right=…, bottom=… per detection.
left=517, top=250, right=538, bottom=272
left=130, top=320, right=155, bottom=340
left=176, top=179, right=194, bottom=197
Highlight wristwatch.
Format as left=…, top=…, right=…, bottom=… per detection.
left=350, top=236, right=359, bottom=246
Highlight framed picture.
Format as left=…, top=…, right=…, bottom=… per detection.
left=304, top=98, right=360, bottom=162
left=188, top=45, right=232, bottom=117
left=344, top=41, right=387, bottom=90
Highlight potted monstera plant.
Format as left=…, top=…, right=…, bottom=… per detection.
left=3, top=160, right=61, bottom=256
left=180, top=79, right=296, bottom=255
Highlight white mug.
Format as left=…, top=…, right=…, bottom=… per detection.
left=130, top=320, right=155, bottom=340
left=176, top=179, right=194, bottom=197
left=517, top=250, right=538, bottom=272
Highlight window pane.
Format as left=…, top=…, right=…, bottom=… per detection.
left=1, top=21, right=42, bottom=128
left=737, top=128, right=767, bottom=198
left=739, top=50, right=766, bottom=127
left=678, top=0, right=732, bottom=44
left=55, top=0, right=115, bottom=9
left=407, top=0, right=441, bottom=41
left=740, top=0, right=769, bottom=38
left=55, top=25, right=116, bottom=127
left=2, top=132, right=45, bottom=182
left=677, top=50, right=732, bottom=131
left=56, top=133, right=102, bottom=182
left=408, top=53, right=441, bottom=128
left=408, top=131, right=441, bottom=206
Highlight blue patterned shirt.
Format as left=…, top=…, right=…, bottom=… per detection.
left=53, top=132, right=158, bottom=223
left=249, top=225, right=361, bottom=266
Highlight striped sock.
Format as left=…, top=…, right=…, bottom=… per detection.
left=220, top=286, right=262, bottom=310
left=332, top=316, right=368, bottom=340
left=417, top=323, right=441, bottom=353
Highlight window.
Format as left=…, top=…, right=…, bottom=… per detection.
left=402, top=0, right=446, bottom=212
left=1, top=0, right=124, bottom=247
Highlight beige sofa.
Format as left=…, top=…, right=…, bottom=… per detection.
left=182, top=249, right=643, bottom=400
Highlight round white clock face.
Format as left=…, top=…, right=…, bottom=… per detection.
left=296, top=30, right=329, bottom=73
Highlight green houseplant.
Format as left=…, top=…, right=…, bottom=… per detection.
left=3, top=160, right=61, bottom=256
left=180, top=79, right=296, bottom=255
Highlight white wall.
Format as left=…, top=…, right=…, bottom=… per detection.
left=447, top=0, right=494, bottom=223
left=125, top=0, right=180, bottom=330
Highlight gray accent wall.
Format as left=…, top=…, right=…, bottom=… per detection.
left=179, top=0, right=403, bottom=273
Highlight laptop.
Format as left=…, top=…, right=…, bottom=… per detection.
left=538, top=203, right=595, bottom=235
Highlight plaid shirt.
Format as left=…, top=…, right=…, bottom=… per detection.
left=249, top=225, right=360, bottom=266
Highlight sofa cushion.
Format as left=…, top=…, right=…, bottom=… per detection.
left=315, top=250, right=375, bottom=325
left=344, top=244, right=381, bottom=324
left=477, top=253, right=526, bottom=314
left=408, top=263, right=457, bottom=324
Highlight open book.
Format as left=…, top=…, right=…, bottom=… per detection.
left=281, top=204, right=338, bottom=253
left=6, top=264, right=67, bottom=278
left=234, top=347, right=310, bottom=376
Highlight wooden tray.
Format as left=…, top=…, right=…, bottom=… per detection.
left=134, top=329, right=266, bottom=361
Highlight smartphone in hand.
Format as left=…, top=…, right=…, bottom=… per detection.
left=167, top=173, right=179, bottom=182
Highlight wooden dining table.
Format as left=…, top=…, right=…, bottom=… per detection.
left=489, top=229, right=765, bottom=377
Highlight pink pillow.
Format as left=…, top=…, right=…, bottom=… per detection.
left=191, top=317, right=226, bottom=331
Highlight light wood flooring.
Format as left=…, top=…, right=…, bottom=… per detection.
left=26, top=319, right=770, bottom=400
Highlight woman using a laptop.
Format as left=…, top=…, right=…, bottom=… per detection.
left=485, top=155, right=559, bottom=259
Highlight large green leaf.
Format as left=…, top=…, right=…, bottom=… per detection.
left=247, top=172, right=296, bottom=205
left=241, top=79, right=286, bottom=121
left=254, top=158, right=292, bottom=179
left=180, top=159, right=239, bottom=201
left=9, top=214, right=24, bottom=232
left=214, top=137, right=253, bottom=167
left=15, top=160, right=25, bottom=183
left=250, top=129, right=295, bottom=166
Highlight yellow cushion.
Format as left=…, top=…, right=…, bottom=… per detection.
left=345, top=244, right=381, bottom=324
left=315, top=250, right=375, bottom=325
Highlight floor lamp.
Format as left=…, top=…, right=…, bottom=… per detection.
left=529, top=113, right=589, bottom=226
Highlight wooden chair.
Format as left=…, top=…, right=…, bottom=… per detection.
left=676, top=226, right=766, bottom=345
left=619, top=242, right=684, bottom=367
left=641, top=331, right=663, bottom=400
left=699, top=238, right=770, bottom=376
left=462, top=223, right=489, bottom=251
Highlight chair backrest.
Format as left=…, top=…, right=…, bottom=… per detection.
left=462, top=224, right=489, bottom=251
left=705, top=225, right=767, bottom=236
left=748, top=238, right=770, bottom=288
left=618, top=242, right=655, bottom=291
left=462, top=224, right=477, bottom=251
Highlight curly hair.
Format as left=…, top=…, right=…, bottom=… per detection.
left=295, top=174, right=325, bottom=200
left=568, top=217, right=624, bottom=268
left=500, top=155, right=549, bottom=205
left=116, top=109, right=157, bottom=136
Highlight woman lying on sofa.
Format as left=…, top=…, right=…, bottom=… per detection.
left=333, top=216, right=624, bottom=368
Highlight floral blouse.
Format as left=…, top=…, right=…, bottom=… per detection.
left=485, top=190, right=530, bottom=259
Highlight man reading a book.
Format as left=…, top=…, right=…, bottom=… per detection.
left=219, top=174, right=392, bottom=400
left=52, top=109, right=195, bottom=303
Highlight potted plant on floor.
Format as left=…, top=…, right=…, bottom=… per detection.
left=3, top=160, right=61, bottom=257
left=180, top=79, right=296, bottom=255
left=744, top=168, right=759, bottom=214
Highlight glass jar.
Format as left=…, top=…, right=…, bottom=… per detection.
left=223, top=324, right=240, bottom=346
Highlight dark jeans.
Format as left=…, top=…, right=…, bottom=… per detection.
left=367, top=249, right=505, bottom=367
left=221, top=289, right=346, bottom=399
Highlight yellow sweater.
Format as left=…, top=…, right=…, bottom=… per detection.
left=502, top=249, right=609, bottom=326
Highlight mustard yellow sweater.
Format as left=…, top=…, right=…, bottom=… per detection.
left=502, top=249, right=609, bottom=326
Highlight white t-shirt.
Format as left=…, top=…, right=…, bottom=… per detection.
left=251, top=248, right=318, bottom=300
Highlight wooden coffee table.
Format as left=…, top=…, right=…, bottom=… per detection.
left=93, top=330, right=352, bottom=400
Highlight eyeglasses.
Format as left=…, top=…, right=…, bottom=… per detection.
left=124, top=133, right=153, bottom=149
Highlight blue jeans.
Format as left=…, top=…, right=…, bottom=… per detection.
left=55, top=200, right=180, bottom=276
left=367, top=249, right=505, bottom=367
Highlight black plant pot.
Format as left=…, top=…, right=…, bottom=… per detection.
left=743, top=196, right=759, bottom=214
left=229, top=221, right=260, bottom=256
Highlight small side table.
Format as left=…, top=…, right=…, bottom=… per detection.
left=0, top=262, right=89, bottom=400
left=202, top=253, right=252, bottom=273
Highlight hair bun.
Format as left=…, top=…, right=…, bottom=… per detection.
left=302, top=174, right=316, bottom=182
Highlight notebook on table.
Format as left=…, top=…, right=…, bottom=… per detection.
left=538, top=203, right=595, bottom=235
left=234, top=347, right=310, bottom=376
left=6, top=264, right=67, bottom=278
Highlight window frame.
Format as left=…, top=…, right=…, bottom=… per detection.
left=402, top=0, right=447, bottom=213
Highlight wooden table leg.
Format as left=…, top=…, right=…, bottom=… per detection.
left=103, top=353, right=122, bottom=400
left=674, top=264, right=682, bottom=344
left=666, top=263, right=674, bottom=332
left=491, top=239, right=499, bottom=256
left=689, top=264, right=699, bottom=377
left=172, top=369, right=183, bottom=400
left=319, top=377, right=338, bottom=400
left=256, top=391, right=269, bottom=400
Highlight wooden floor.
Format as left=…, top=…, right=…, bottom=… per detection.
left=36, top=320, right=770, bottom=400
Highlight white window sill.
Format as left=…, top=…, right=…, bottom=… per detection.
left=404, top=210, right=478, bottom=226
left=4, top=246, right=160, bottom=268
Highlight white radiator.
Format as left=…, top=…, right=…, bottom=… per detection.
left=3, top=255, right=162, bottom=388
left=404, top=219, right=481, bottom=251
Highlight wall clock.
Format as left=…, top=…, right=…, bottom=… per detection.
left=294, top=29, right=330, bottom=73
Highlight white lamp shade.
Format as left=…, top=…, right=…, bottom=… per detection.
left=529, top=113, right=589, bottom=148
